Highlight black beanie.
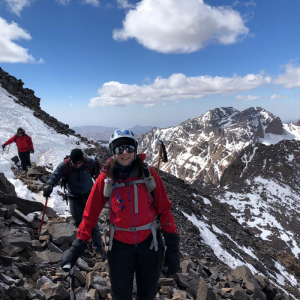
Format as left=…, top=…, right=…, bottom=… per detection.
left=70, top=149, right=84, bottom=162
left=17, top=127, right=23, bottom=134
left=112, top=137, right=136, bottom=153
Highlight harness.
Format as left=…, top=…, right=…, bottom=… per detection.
left=104, top=163, right=160, bottom=251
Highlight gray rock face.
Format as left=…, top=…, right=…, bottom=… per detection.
left=138, top=107, right=285, bottom=185
left=47, top=222, right=77, bottom=246
left=0, top=173, right=17, bottom=196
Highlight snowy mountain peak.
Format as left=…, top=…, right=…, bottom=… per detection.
left=138, top=107, right=298, bottom=185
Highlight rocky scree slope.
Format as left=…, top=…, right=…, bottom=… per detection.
left=194, top=138, right=300, bottom=268
left=138, top=107, right=285, bottom=185
left=0, top=164, right=297, bottom=299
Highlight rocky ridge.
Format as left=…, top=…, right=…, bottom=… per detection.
left=0, top=67, right=104, bottom=155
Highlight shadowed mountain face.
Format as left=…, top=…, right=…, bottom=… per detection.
left=138, top=107, right=286, bottom=185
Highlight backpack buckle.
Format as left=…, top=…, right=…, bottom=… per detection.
left=129, top=227, right=137, bottom=232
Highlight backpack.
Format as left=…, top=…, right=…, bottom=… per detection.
left=15, top=134, right=29, bottom=143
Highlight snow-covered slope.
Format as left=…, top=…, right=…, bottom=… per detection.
left=138, top=107, right=296, bottom=185
left=0, top=86, right=92, bottom=215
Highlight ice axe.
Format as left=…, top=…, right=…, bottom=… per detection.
left=7, top=144, right=10, bottom=154
left=38, top=197, right=48, bottom=234
left=157, top=140, right=168, bottom=175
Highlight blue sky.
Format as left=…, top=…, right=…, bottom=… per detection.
left=0, top=0, right=300, bottom=128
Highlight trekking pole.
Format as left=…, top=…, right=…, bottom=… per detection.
left=62, top=263, right=76, bottom=300
left=39, top=197, right=48, bottom=234
left=7, top=144, right=10, bottom=154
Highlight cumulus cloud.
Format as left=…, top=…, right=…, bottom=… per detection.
left=269, top=94, right=288, bottom=100
left=144, top=103, right=156, bottom=108
left=273, top=64, right=300, bottom=89
left=88, top=72, right=271, bottom=107
left=3, top=0, right=32, bottom=16
left=117, top=0, right=135, bottom=9
left=55, top=0, right=71, bottom=5
left=113, top=0, right=249, bottom=53
left=0, top=17, right=36, bottom=63
left=82, top=0, right=100, bottom=6
left=236, top=95, right=262, bottom=101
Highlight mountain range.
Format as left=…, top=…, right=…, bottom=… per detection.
left=73, top=125, right=155, bottom=141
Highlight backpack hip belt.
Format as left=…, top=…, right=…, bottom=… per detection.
left=108, top=217, right=161, bottom=251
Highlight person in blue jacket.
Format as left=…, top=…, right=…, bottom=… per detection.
left=43, top=148, right=104, bottom=257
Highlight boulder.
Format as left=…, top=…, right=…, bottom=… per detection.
left=0, top=173, right=17, bottom=196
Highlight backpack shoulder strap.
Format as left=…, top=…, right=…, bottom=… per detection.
left=64, top=158, right=72, bottom=182
left=143, top=163, right=156, bottom=205
left=83, top=155, right=91, bottom=174
left=15, top=134, right=17, bottom=142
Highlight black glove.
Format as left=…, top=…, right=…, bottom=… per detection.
left=164, top=233, right=180, bottom=277
left=43, top=184, right=53, bottom=197
left=61, top=238, right=87, bottom=271
left=2, top=144, right=6, bottom=150
left=30, top=149, right=34, bottom=154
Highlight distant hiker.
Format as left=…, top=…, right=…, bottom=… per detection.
left=61, top=129, right=180, bottom=300
left=43, top=148, right=104, bottom=258
left=2, top=127, right=34, bottom=173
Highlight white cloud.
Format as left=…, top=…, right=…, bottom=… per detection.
left=69, top=103, right=73, bottom=106
left=0, top=17, right=35, bottom=63
left=3, top=0, right=32, bottom=16
left=143, top=103, right=155, bottom=108
left=113, top=0, right=249, bottom=54
left=269, top=94, right=288, bottom=100
left=117, top=0, right=135, bottom=9
left=162, top=103, right=167, bottom=106
left=55, top=0, right=71, bottom=5
left=236, top=95, right=262, bottom=101
left=88, top=72, right=271, bottom=107
left=232, top=0, right=256, bottom=7
left=38, top=58, right=45, bottom=64
left=69, top=96, right=73, bottom=99
left=82, top=0, right=100, bottom=6
left=274, top=64, right=300, bottom=89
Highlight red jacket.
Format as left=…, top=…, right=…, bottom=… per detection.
left=4, top=131, right=34, bottom=153
left=77, top=154, right=177, bottom=245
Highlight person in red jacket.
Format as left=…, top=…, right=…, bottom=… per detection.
left=2, top=127, right=34, bottom=173
left=61, top=129, right=180, bottom=300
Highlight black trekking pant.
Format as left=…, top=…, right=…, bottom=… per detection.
left=18, top=151, right=31, bottom=172
left=108, top=231, right=165, bottom=300
left=69, top=193, right=103, bottom=250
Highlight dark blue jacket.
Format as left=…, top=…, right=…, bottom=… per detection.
left=47, top=156, right=99, bottom=197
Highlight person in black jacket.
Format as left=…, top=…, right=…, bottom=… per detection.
left=43, top=148, right=104, bottom=257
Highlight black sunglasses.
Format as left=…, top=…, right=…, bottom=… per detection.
left=115, top=145, right=135, bottom=155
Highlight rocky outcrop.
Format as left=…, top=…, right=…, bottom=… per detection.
left=138, top=107, right=285, bottom=185
left=297, top=119, right=300, bottom=126
left=0, top=173, right=17, bottom=196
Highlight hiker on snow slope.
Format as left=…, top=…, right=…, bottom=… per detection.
left=2, top=127, right=34, bottom=173
left=61, top=129, right=180, bottom=300
left=43, top=148, right=104, bottom=258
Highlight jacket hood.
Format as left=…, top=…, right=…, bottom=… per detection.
left=101, top=153, right=146, bottom=173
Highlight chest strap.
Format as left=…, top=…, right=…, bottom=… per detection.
left=109, top=218, right=160, bottom=251
left=114, top=179, right=146, bottom=214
